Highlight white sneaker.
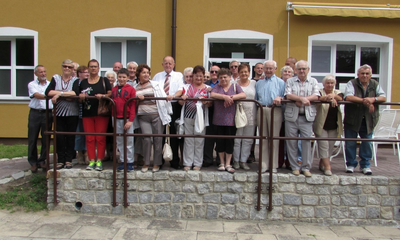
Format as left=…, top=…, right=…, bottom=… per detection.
left=362, top=168, right=372, bottom=175
left=346, top=166, right=354, bottom=173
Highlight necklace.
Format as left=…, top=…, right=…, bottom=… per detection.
left=139, top=80, right=150, bottom=86
left=61, top=79, right=70, bottom=90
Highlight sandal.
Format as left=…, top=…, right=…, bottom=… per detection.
left=217, top=164, right=225, bottom=171
left=225, top=165, right=235, bottom=174
left=183, top=166, right=191, bottom=171
left=56, top=163, right=64, bottom=170
left=65, top=162, right=72, bottom=169
left=193, top=166, right=201, bottom=171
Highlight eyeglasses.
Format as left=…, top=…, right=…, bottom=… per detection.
left=62, top=65, right=74, bottom=69
left=210, top=70, right=218, bottom=74
left=230, top=65, right=238, bottom=69
left=89, top=65, right=99, bottom=68
left=296, top=68, right=308, bottom=71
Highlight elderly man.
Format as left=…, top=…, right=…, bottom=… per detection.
left=285, top=57, right=297, bottom=74
left=126, top=61, right=138, bottom=86
left=344, top=64, right=386, bottom=175
left=285, top=60, right=320, bottom=177
left=113, top=62, right=123, bottom=73
left=255, top=60, right=286, bottom=173
left=229, top=60, right=240, bottom=81
left=153, top=56, right=184, bottom=169
left=203, top=65, right=221, bottom=167
left=252, top=62, right=264, bottom=81
left=27, top=65, right=53, bottom=173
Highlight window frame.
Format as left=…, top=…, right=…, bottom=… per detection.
left=0, top=27, right=38, bottom=101
left=308, top=32, right=393, bottom=102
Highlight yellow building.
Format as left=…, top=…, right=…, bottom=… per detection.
left=0, top=0, right=399, bottom=140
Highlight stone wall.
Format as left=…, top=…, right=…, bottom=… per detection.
left=47, top=169, right=400, bottom=225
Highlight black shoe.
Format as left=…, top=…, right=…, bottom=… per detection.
left=202, top=162, right=212, bottom=167
left=170, top=164, right=181, bottom=170
left=247, top=153, right=255, bottom=163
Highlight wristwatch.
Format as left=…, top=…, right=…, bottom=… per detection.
left=375, top=97, right=378, bottom=102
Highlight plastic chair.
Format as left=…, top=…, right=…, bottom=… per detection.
left=371, top=109, right=400, bottom=166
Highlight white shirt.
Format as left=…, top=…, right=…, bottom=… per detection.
left=152, top=70, right=184, bottom=102
left=28, top=79, right=53, bottom=110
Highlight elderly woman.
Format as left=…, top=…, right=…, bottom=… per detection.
left=232, top=63, right=256, bottom=170
left=313, top=75, right=343, bottom=176
left=280, top=66, right=294, bottom=82
left=105, top=70, right=117, bottom=87
left=211, top=68, right=246, bottom=173
left=75, top=59, right=112, bottom=171
left=179, top=65, right=211, bottom=171
left=183, top=67, right=193, bottom=85
left=45, top=59, right=79, bottom=169
left=134, top=64, right=172, bottom=173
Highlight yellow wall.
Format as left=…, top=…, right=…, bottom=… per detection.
left=1, top=0, right=400, bottom=138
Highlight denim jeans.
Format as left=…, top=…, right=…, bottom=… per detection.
left=344, top=119, right=372, bottom=169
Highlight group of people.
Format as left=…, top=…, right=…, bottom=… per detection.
left=27, top=56, right=385, bottom=177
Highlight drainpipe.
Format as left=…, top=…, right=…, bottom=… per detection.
left=171, top=0, right=177, bottom=61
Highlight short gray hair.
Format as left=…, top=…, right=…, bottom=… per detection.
left=357, top=64, right=372, bottom=74
left=295, top=60, right=310, bottom=69
left=280, top=66, right=293, bottom=76
left=104, top=70, right=117, bottom=79
left=61, top=59, right=73, bottom=66
left=322, top=74, right=336, bottom=85
left=229, top=60, right=240, bottom=67
left=126, top=61, right=138, bottom=68
left=263, top=60, right=277, bottom=68
left=183, top=67, right=193, bottom=76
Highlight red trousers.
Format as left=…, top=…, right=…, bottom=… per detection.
left=82, top=116, right=109, bottom=160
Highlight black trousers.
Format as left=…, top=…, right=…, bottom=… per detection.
left=167, top=102, right=182, bottom=167
left=55, top=116, right=78, bottom=164
left=27, top=109, right=53, bottom=166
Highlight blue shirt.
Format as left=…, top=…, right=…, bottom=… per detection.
left=255, top=74, right=286, bottom=106
left=209, top=80, right=219, bottom=88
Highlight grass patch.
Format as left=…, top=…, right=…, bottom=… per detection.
left=0, top=174, right=48, bottom=212
left=0, top=144, right=53, bottom=159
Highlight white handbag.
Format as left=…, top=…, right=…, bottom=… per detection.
left=233, top=83, right=247, bottom=128
left=163, top=125, right=173, bottom=161
left=194, top=101, right=205, bottom=134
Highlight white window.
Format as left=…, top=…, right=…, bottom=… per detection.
left=308, top=32, right=393, bottom=101
left=90, top=28, right=151, bottom=76
left=203, top=30, right=273, bottom=77
left=0, top=27, right=38, bottom=100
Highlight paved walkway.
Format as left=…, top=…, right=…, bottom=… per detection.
left=0, top=210, right=398, bottom=239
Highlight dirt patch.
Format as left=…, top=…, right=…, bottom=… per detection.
left=0, top=172, right=46, bottom=193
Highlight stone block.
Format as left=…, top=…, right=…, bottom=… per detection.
left=187, top=193, right=202, bottom=203
left=126, top=204, right=143, bottom=217
left=359, top=195, right=367, bottom=206
left=182, top=182, right=196, bottom=193
left=357, top=176, right=372, bottom=185
left=278, top=174, right=290, bottom=183
left=340, top=176, right=357, bottom=185
left=138, top=181, right=153, bottom=192
left=143, top=205, right=154, bottom=217
left=315, top=206, right=330, bottom=218
left=349, top=207, right=365, bottom=219
left=261, top=173, right=277, bottom=183
left=366, top=206, right=380, bottom=219
left=227, top=182, right=243, bottom=193
left=62, top=170, right=80, bottom=178
left=289, top=174, right=306, bottom=183
left=331, top=185, right=349, bottom=194
left=302, top=195, right=318, bottom=205
left=203, top=194, right=220, bottom=204
left=154, top=181, right=164, bottom=192
left=331, top=206, right=348, bottom=218
left=155, top=204, right=170, bottom=217
left=98, top=171, right=113, bottom=179
left=153, top=171, right=169, bottom=180
left=389, top=177, right=400, bottom=185
left=349, top=186, right=362, bottom=195
left=154, top=193, right=172, bottom=203
left=11, top=171, right=24, bottom=180
left=363, top=185, right=377, bottom=194
left=165, top=180, right=181, bottom=192
left=171, top=204, right=181, bottom=218
left=201, top=172, right=215, bottom=182
left=377, top=186, right=388, bottom=195
left=381, top=196, right=395, bottom=206
left=250, top=206, right=266, bottom=220
left=272, top=194, right=283, bottom=206
left=340, top=195, right=358, bottom=206
left=194, top=204, right=206, bottom=219
left=296, top=184, right=314, bottom=194
left=111, top=205, right=123, bottom=215
left=305, top=175, right=324, bottom=184
left=323, top=175, right=339, bottom=185
left=314, top=186, right=330, bottom=195
left=299, top=206, right=314, bottom=218
left=221, top=193, right=239, bottom=204
left=215, top=172, right=233, bottom=182
left=246, top=172, right=258, bottom=182
left=96, top=191, right=111, bottom=204
left=197, top=183, right=212, bottom=194
left=214, top=183, right=227, bottom=192
left=260, top=194, right=269, bottom=205
left=182, top=204, right=194, bottom=218
left=267, top=206, right=283, bottom=220
left=173, top=193, right=185, bottom=203
left=278, top=183, right=295, bottom=192
left=283, top=193, right=301, bottom=205
left=234, top=173, right=247, bottom=182
left=186, top=171, right=200, bottom=181
left=371, top=176, right=389, bottom=185
left=63, top=178, right=74, bottom=190
left=136, top=171, right=153, bottom=180
left=389, top=186, right=400, bottom=196
left=283, top=206, right=298, bottom=218
left=238, top=193, right=253, bottom=205
left=331, top=195, right=340, bottom=206
left=367, top=195, right=381, bottom=205
left=126, top=181, right=138, bottom=191
left=169, top=171, right=186, bottom=180
left=92, top=204, right=111, bottom=214
left=319, top=196, right=330, bottom=205
left=74, top=178, right=87, bottom=190
left=235, top=205, right=249, bottom=220
left=79, top=171, right=100, bottom=178
left=219, top=205, right=235, bottom=219
left=80, top=204, right=93, bottom=214
left=79, top=191, right=95, bottom=203
left=380, top=207, right=393, bottom=220
left=63, top=191, right=78, bottom=203
left=87, top=179, right=106, bottom=190
left=139, top=193, right=153, bottom=203
left=127, top=193, right=138, bottom=203
left=206, top=204, right=218, bottom=219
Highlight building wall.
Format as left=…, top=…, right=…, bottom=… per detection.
left=1, top=0, right=400, bottom=138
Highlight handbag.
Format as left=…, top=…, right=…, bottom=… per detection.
left=175, top=118, right=184, bottom=138
left=194, top=101, right=205, bottom=134
left=97, top=77, right=112, bottom=116
left=233, top=83, right=247, bottom=128
left=163, top=125, right=173, bottom=161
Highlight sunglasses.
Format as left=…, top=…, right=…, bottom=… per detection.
left=210, top=70, right=218, bottom=74
left=62, top=65, right=74, bottom=69
left=230, top=65, right=238, bottom=69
